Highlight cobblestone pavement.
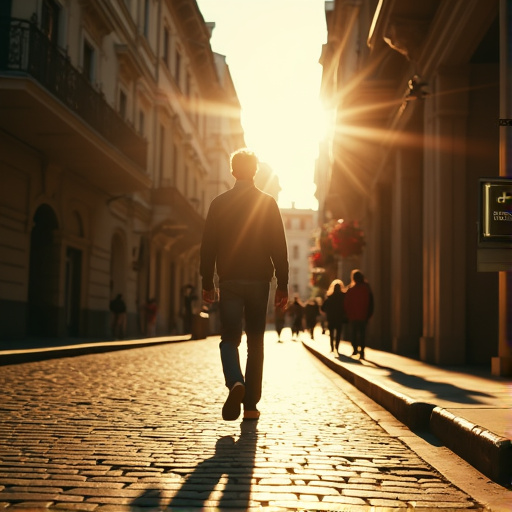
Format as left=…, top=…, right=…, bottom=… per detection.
left=0, top=334, right=486, bottom=511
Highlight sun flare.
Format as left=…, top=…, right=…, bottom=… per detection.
left=196, top=0, right=328, bottom=209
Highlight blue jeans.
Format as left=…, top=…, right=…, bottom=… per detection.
left=218, top=280, right=270, bottom=409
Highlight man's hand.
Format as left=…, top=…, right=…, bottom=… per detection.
left=202, top=288, right=216, bottom=304
left=274, top=289, right=288, bottom=311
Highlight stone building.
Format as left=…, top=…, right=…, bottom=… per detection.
left=317, top=0, right=511, bottom=374
left=281, top=206, right=318, bottom=301
left=0, top=0, right=245, bottom=342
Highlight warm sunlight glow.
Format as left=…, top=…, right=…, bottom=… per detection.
left=196, top=0, right=327, bottom=210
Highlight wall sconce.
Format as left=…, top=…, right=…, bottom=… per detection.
left=406, top=75, right=429, bottom=100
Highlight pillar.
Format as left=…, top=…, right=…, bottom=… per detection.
left=420, top=68, right=469, bottom=365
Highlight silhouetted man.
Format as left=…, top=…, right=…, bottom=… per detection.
left=200, top=148, right=289, bottom=421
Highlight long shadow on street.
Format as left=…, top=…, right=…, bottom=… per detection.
left=131, top=420, right=258, bottom=509
left=337, top=353, right=494, bottom=405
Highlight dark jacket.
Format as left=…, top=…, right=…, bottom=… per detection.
left=200, top=181, right=289, bottom=291
left=321, top=290, right=346, bottom=323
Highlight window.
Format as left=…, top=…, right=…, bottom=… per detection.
left=143, top=0, right=150, bottom=37
left=163, top=27, right=170, bottom=67
left=138, top=110, right=145, bottom=136
left=158, top=125, right=165, bottom=186
left=175, top=50, right=181, bottom=87
left=292, top=245, right=300, bottom=259
left=83, top=40, right=95, bottom=83
left=119, top=90, right=127, bottom=119
left=42, top=0, right=60, bottom=44
left=172, top=143, right=178, bottom=186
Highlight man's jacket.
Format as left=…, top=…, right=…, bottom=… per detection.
left=200, top=181, right=289, bottom=291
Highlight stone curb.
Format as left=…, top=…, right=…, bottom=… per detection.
left=302, top=339, right=512, bottom=486
left=430, top=407, right=512, bottom=486
left=0, top=335, right=191, bottom=366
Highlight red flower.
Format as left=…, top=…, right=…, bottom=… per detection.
left=328, top=220, right=365, bottom=258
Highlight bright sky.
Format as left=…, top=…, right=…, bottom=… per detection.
left=196, top=0, right=327, bottom=210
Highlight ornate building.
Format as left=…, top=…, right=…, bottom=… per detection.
left=0, top=0, right=245, bottom=341
left=317, top=0, right=511, bottom=374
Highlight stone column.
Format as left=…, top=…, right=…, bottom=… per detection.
left=391, top=144, right=423, bottom=355
left=420, top=68, right=469, bottom=365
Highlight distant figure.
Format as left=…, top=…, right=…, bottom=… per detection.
left=109, top=293, right=126, bottom=340
left=304, top=298, right=321, bottom=340
left=200, top=148, right=289, bottom=422
left=288, top=296, right=305, bottom=340
left=275, top=302, right=286, bottom=343
left=321, top=279, right=347, bottom=354
left=344, top=270, right=374, bottom=359
left=181, top=284, right=197, bottom=334
left=145, top=298, right=158, bottom=337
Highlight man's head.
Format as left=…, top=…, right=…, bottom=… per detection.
left=230, top=148, right=258, bottom=180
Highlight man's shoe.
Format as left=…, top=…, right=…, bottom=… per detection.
left=222, top=382, right=245, bottom=421
left=351, top=349, right=358, bottom=356
left=243, top=409, right=260, bottom=420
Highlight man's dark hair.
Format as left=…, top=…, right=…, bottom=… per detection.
left=230, top=148, right=258, bottom=180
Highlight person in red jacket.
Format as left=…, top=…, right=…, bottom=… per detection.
left=344, top=270, right=374, bottom=359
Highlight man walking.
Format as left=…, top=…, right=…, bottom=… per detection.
left=200, top=148, right=289, bottom=421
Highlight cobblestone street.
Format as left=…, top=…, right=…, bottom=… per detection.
left=0, top=334, right=488, bottom=511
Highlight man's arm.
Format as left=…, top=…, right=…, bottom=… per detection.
left=199, top=202, right=218, bottom=292
left=269, top=199, right=289, bottom=309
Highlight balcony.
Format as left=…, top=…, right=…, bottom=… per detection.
left=0, top=18, right=150, bottom=192
left=152, top=185, right=205, bottom=251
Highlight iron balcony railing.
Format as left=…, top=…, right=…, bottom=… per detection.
left=0, top=17, right=147, bottom=169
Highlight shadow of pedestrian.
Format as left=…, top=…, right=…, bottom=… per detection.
left=357, top=359, right=494, bottom=405
left=131, top=420, right=258, bottom=510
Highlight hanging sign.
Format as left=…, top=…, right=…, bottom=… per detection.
left=480, top=178, right=512, bottom=242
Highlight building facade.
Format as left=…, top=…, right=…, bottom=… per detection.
left=317, top=0, right=511, bottom=374
left=0, top=0, right=245, bottom=342
left=281, top=206, right=318, bottom=302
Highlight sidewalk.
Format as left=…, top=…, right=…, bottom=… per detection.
left=0, top=335, right=191, bottom=365
left=301, top=331, right=512, bottom=487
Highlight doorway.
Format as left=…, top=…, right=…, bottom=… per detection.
left=27, top=204, right=59, bottom=337
left=65, top=247, right=82, bottom=336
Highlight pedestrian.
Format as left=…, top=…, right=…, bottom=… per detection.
left=109, top=293, right=126, bottom=340
left=181, top=284, right=197, bottom=334
left=145, top=298, right=158, bottom=337
left=288, top=296, right=304, bottom=340
left=321, top=279, right=347, bottom=354
left=304, top=298, right=321, bottom=340
left=274, top=302, right=286, bottom=343
left=344, top=270, right=374, bottom=359
left=200, top=148, right=289, bottom=422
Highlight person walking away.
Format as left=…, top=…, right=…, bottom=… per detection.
left=304, top=298, right=321, bottom=340
left=288, top=296, right=304, bottom=341
left=321, top=279, right=347, bottom=354
left=344, top=270, right=374, bottom=359
left=200, top=148, right=289, bottom=422
left=109, top=293, right=126, bottom=340
left=274, top=302, right=286, bottom=343
left=181, top=284, right=197, bottom=334
left=145, top=298, right=158, bottom=337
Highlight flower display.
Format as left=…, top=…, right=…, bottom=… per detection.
left=328, top=219, right=365, bottom=258
left=308, top=248, right=324, bottom=268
